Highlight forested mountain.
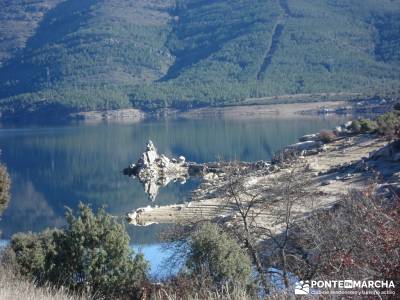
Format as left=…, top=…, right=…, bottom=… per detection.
left=0, top=0, right=399, bottom=116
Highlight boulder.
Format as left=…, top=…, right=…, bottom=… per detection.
left=288, top=141, right=323, bottom=152
left=298, top=133, right=319, bottom=142
left=335, top=126, right=343, bottom=133
left=344, top=121, right=353, bottom=128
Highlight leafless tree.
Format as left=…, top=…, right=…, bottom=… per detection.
left=214, top=161, right=317, bottom=293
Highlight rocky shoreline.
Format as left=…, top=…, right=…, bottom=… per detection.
left=0, top=92, right=393, bottom=124
left=123, top=140, right=274, bottom=201
left=70, top=102, right=345, bottom=123
left=1, top=97, right=390, bottom=124
left=125, top=120, right=399, bottom=228
left=70, top=108, right=146, bottom=122
left=72, top=98, right=390, bottom=123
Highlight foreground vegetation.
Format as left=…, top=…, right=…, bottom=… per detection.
left=0, top=163, right=10, bottom=220
left=0, top=110, right=399, bottom=298
left=0, top=0, right=399, bottom=116
left=351, top=110, right=400, bottom=139
left=0, top=265, right=88, bottom=300
left=2, top=204, right=148, bottom=299
left=2, top=184, right=398, bottom=299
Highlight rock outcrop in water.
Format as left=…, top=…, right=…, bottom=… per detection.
left=124, top=141, right=274, bottom=202
left=124, top=140, right=189, bottom=201
left=126, top=121, right=360, bottom=202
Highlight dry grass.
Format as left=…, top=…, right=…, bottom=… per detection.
left=0, top=266, right=294, bottom=300
left=145, top=280, right=297, bottom=300
left=150, top=290, right=251, bottom=300
left=150, top=290, right=294, bottom=300
left=0, top=265, right=88, bottom=300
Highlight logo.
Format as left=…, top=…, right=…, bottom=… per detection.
left=295, top=280, right=310, bottom=295
left=293, top=279, right=396, bottom=296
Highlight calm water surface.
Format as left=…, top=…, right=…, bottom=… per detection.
left=0, top=116, right=350, bottom=274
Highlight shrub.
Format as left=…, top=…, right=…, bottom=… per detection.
left=186, top=222, right=252, bottom=288
left=319, top=130, right=336, bottom=143
left=350, top=111, right=400, bottom=138
left=350, top=118, right=378, bottom=133
left=359, top=118, right=378, bottom=133
left=350, top=119, right=362, bottom=133
left=5, top=204, right=149, bottom=299
left=376, top=111, right=400, bottom=139
left=5, top=229, right=61, bottom=282
left=289, top=187, right=400, bottom=285
left=0, top=163, right=10, bottom=216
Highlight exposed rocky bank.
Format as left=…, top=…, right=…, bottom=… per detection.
left=125, top=121, right=400, bottom=230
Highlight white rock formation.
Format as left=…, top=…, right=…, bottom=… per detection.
left=298, top=133, right=320, bottom=142
left=125, top=140, right=189, bottom=201
left=288, top=140, right=323, bottom=151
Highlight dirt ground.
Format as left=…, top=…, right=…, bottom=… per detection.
left=128, top=134, right=394, bottom=233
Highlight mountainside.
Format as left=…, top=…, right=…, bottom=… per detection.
left=0, top=0, right=399, bottom=117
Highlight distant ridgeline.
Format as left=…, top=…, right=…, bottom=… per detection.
left=0, top=0, right=399, bottom=116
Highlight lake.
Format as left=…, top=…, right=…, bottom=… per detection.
left=0, top=116, right=350, bottom=275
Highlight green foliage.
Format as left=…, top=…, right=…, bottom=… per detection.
left=6, top=204, right=149, bottom=299
left=351, top=118, right=378, bottom=133
left=58, top=204, right=148, bottom=296
left=186, top=222, right=252, bottom=288
left=351, top=111, right=400, bottom=138
left=0, top=0, right=399, bottom=115
left=6, top=230, right=61, bottom=280
left=0, top=163, right=10, bottom=216
left=0, top=1, right=63, bottom=65
left=376, top=111, right=400, bottom=138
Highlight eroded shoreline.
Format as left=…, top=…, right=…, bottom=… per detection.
left=127, top=126, right=399, bottom=234
left=70, top=100, right=348, bottom=123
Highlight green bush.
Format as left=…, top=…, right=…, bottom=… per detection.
left=0, top=164, right=10, bottom=217
left=350, top=120, right=362, bottom=133
left=351, top=118, right=378, bottom=133
left=351, top=112, right=400, bottom=138
left=186, top=222, right=252, bottom=288
left=5, top=204, right=149, bottom=299
left=376, top=111, right=400, bottom=138
left=5, top=229, right=61, bottom=281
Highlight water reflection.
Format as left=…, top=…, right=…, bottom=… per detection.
left=123, top=140, right=193, bottom=201
left=0, top=117, right=350, bottom=243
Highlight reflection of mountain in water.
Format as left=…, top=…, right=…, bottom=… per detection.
left=0, top=117, right=349, bottom=243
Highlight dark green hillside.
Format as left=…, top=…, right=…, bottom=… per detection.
left=0, top=0, right=174, bottom=114
left=131, top=0, right=400, bottom=109
left=0, top=0, right=399, bottom=116
left=0, top=0, right=63, bottom=66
